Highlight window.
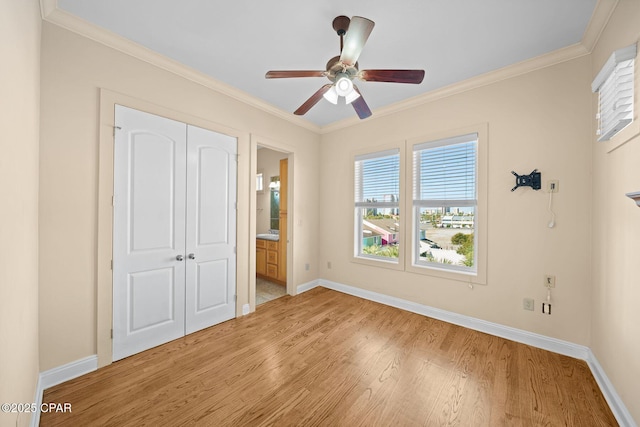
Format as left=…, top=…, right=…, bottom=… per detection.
left=592, top=43, right=637, bottom=142
left=256, top=171, right=264, bottom=192
left=412, top=133, right=477, bottom=274
left=354, top=149, right=400, bottom=262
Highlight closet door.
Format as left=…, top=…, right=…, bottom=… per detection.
left=113, top=105, right=187, bottom=361
left=184, top=125, right=237, bottom=334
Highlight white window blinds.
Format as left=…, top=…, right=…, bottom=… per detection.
left=355, top=149, right=400, bottom=208
left=592, top=44, right=637, bottom=142
left=413, top=134, right=477, bottom=207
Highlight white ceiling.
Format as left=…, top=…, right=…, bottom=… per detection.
left=55, top=0, right=598, bottom=128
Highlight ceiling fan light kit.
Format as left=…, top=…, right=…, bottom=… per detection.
left=323, top=86, right=339, bottom=105
left=266, top=15, right=425, bottom=120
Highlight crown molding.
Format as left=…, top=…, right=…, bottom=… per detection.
left=321, top=42, right=591, bottom=133
left=581, top=0, right=618, bottom=53
left=39, top=1, right=321, bottom=134
left=41, top=0, right=617, bottom=136
left=39, top=0, right=56, bottom=19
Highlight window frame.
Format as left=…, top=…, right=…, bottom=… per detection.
left=351, top=143, right=405, bottom=270
left=406, top=125, right=488, bottom=285
left=256, top=170, right=264, bottom=193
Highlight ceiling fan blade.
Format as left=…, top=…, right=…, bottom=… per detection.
left=351, top=85, right=372, bottom=119
left=340, top=16, right=375, bottom=66
left=359, top=69, right=425, bottom=84
left=265, top=70, right=327, bottom=79
left=294, top=84, right=333, bottom=115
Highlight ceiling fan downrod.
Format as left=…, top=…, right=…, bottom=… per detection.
left=332, top=15, right=350, bottom=53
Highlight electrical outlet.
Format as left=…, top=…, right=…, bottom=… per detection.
left=547, top=180, right=559, bottom=193
left=305, top=263, right=310, bottom=271
left=544, top=274, right=556, bottom=288
left=523, top=298, right=535, bottom=311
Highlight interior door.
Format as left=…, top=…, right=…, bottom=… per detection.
left=113, top=105, right=187, bottom=361
left=185, top=125, right=237, bottom=334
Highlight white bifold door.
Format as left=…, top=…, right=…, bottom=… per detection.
left=113, top=105, right=236, bottom=361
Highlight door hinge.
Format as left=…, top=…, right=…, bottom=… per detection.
left=110, top=329, right=113, bottom=339
left=234, top=295, right=237, bottom=302
left=112, top=195, right=115, bottom=206
left=110, top=260, right=113, bottom=270
left=233, top=246, right=236, bottom=254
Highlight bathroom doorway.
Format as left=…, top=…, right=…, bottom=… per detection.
left=256, top=146, right=290, bottom=305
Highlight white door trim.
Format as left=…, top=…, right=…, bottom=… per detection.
left=249, top=135, right=296, bottom=312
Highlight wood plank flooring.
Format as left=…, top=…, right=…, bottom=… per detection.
left=41, top=287, right=617, bottom=426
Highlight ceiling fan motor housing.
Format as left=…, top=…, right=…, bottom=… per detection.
left=325, top=56, right=358, bottom=82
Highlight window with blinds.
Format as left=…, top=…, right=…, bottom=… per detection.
left=354, top=149, right=400, bottom=261
left=412, top=133, right=477, bottom=272
left=592, top=44, right=637, bottom=142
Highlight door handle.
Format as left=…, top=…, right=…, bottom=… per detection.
left=188, top=253, right=196, bottom=260
left=176, top=254, right=184, bottom=261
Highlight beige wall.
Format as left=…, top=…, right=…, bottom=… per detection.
left=0, top=0, right=41, bottom=426
left=320, top=55, right=594, bottom=345
left=590, top=0, right=640, bottom=422
left=256, top=148, right=289, bottom=235
left=39, top=22, right=320, bottom=370
left=35, top=3, right=639, bottom=423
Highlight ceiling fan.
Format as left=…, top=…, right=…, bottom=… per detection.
left=265, top=15, right=425, bottom=120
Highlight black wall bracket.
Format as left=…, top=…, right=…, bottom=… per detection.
left=511, top=169, right=541, bottom=192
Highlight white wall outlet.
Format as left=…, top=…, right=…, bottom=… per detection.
left=523, top=298, right=535, bottom=311
left=544, top=274, right=556, bottom=288
left=547, top=180, right=559, bottom=193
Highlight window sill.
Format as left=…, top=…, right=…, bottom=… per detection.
left=406, top=262, right=486, bottom=286
left=604, top=118, right=639, bottom=153
left=352, top=254, right=404, bottom=271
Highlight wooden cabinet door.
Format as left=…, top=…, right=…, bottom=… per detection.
left=256, top=247, right=266, bottom=275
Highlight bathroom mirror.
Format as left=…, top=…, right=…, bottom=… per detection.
left=269, top=176, right=280, bottom=230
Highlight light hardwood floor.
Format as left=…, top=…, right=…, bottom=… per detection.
left=41, top=287, right=617, bottom=426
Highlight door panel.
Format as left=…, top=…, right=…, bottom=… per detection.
left=196, top=146, right=229, bottom=245
left=129, top=133, right=177, bottom=252
left=196, top=260, right=228, bottom=310
left=185, top=125, right=237, bottom=334
left=113, top=105, right=187, bottom=361
left=129, top=268, right=176, bottom=331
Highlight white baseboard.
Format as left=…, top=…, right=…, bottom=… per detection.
left=319, top=279, right=588, bottom=358
left=31, top=355, right=98, bottom=427
left=586, top=351, right=637, bottom=427
left=318, top=279, right=636, bottom=427
left=296, top=279, right=320, bottom=294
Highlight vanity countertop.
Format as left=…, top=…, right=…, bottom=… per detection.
left=256, top=233, right=279, bottom=241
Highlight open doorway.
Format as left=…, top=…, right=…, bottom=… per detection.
left=256, top=146, right=289, bottom=305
